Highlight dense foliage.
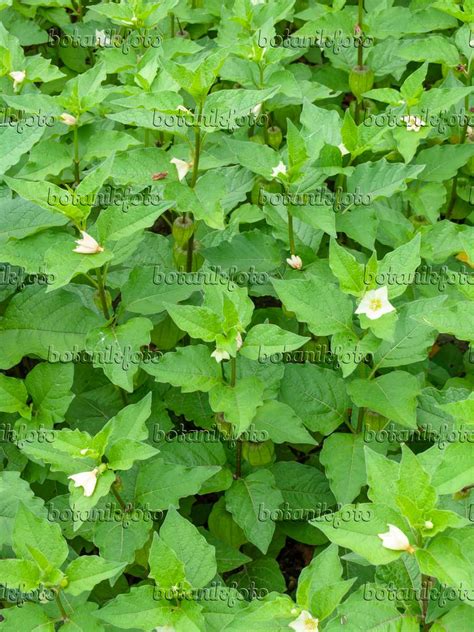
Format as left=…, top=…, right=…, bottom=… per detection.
left=0, top=0, right=473, bottom=630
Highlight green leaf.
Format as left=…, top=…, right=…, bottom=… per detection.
left=348, top=371, right=420, bottom=428
left=134, top=457, right=220, bottom=510
left=312, top=503, right=413, bottom=565
left=64, top=556, right=126, bottom=596
left=0, top=124, right=46, bottom=175
left=85, top=317, right=154, bottom=392
left=346, top=160, right=425, bottom=201
left=0, top=559, right=41, bottom=591
left=297, top=544, right=355, bottom=621
left=279, top=364, right=350, bottom=435
left=225, top=470, right=284, bottom=554
left=143, top=345, right=222, bottom=393
left=0, top=286, right=103, bottom=370
left=240, top=324, right=309, bottom=361
left=25, top=362, right=74, bottom=426
left=0, top=373, right=29, bottom=416
left=209, top=377, right=265, bottom=435
left=157, top=507, right=217, bottom=589
left=272, top=276, right=354, bottom=336
left=329, top=239, right=366, bottom=296
left=320, top=434, right=367, bottom=505
left=13, top=503, right=68, bottom=570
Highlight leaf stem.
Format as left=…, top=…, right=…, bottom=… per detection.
left=55, top=590, right=68, bottom=622
left=111, top=479, right=131, bottom=512
left=446, top=86, right=471, bottom=218
left=287, top=209, right=296, bottom=255
left=73, top=125, right=80, bottom=186
left=96, top=266, right=110, bottom=320
left=185, top=104, right=203, bottom=272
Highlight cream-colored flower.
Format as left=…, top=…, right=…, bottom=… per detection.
left=79, top=448, right=89, bottom=456
left=9, top=70, right=26, bottom=91
left=424, top=520, right=434, bottom=530
left=286, top=254, right=303, bottom=270
left=60, top=112, right=77, bottom=126
left=289, top=610, right=319, bottom=632
left=378, top=524, right=415, bottom=553
left=401, top=115, right=426, bottom=132
left=211, top=348, right=230, bottom=363
left=355, top=286, right=395, bottom=320
left=338, top=142, right=350, bottom=156
left=236, top=332, right=243, bottom=350
left=95, top=29, right=111, bottom=47
left=68, top=468, right=99, bottom=497
left=177, top=105, right=192, bottom=114
left=73, top=231, right=104, bottom=255
left=466, top=126, right=474, bottom=141
left=251, top=103, right=262, bottom=117
left=271, top=161, right=287, bottom=178
left=170, top=158, right=192, bottom=181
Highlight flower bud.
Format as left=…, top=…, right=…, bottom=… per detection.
left=172, top=216, right=194, bottom=248
left=267, top=125, right=283, bottom=149
left=349, top=65, right=374, bottom=102
left=242, top=440, right=275, bottom=466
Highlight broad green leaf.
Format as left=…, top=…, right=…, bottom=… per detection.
left=348, top=372, right=420, bottom=428
left=279, top=364, right=350, bottom=435
left=0, top=286, right=103, bottom=369
left=64, top=556, right=126, bottom=596
left=225, top=470, right=284, bottom=554
left=209, top=377, right=265, bottom=435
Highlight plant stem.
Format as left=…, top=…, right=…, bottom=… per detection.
left=287, top=209, right=296, bottom=255
left=357, top=0, right=364, bottom=68
left=235, top=440, right=242, bottom=478
left=230, top=356, right=237, bottom=387
left=111, top=480, right=130, bottom=512
left=356, top=407, right=365, bottom=433
left=73, top=125, right=80, bottom=185
left=96, top=266, right=110, bottom=320
left=446, top=88, right=471, bottom=218
left=55, top=591, right=68, bottom=621
left=185, top=105, right=203, bottom=272
left=170, top=12, right=175, bottom=37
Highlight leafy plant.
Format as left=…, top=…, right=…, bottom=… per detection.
left=0, top=0, right=473, bottom=630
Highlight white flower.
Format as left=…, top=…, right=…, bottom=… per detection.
left=236, top=332, right=243, bottom=350
left=73, top=231, right=104, bottom=255
left=79, top=448, right=89, bottom=456
left=271, top=161, right=287, bottom=178
left=338, top=143, right=350, bottom=156
left=466, top=126, right=474, bottom=141
left=251, top=103, right=262, bottom=117
left=9, top=70, right=26, bottom=91
left=401, top=115, right=426, bottom=132
left=424, top=520, right=434, bottom=529
left=170, top=158, right=192, bottom=182
left=251, top=0, right=265, bottom=4
left=154, top=627, right=176, bottom=632
left=470, top=39, right=474, bottom=48
left=68, top=468, right=99, bottom=497
left=177, top=105, right=192, bottom=114
left=211, top=348, right=230, bottom=363
left=355, top=286, right=395, bottom=320
left=378, top=524, right=415, bottom=553
left=60, top=112, right=77, bottom=126
left=95, top=29, right=111, bottom=47
left=289, top=610, right=319, bottom=632
left=286, top=254, right=303, bottom=270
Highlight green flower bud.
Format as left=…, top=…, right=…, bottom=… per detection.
left=349, top=65, right=374, bottom=102
left=267, top=125, right=283, bottom=149
left=242, top=440, right=274, bottom=466
left=172, top=216, right=194, bottom=247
